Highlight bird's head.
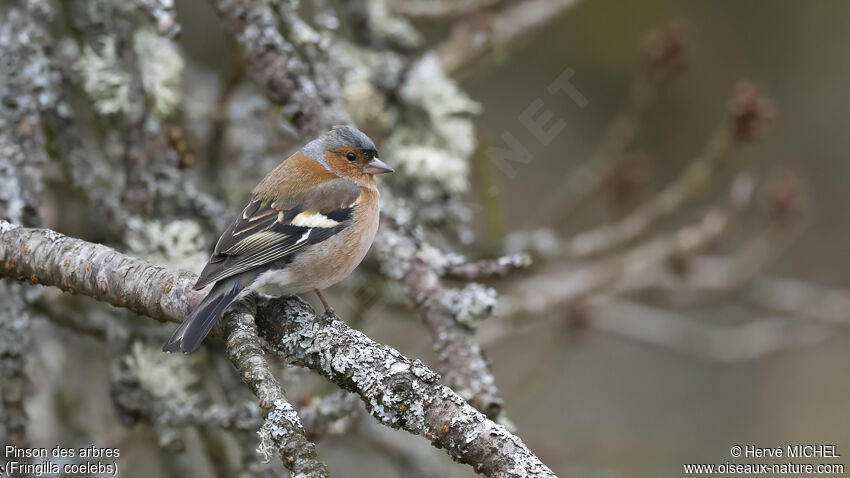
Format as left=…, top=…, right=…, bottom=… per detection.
left=302, top=125, right=393, bottom=185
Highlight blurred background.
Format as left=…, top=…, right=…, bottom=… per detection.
left=2, top=0, right=849, bottom=477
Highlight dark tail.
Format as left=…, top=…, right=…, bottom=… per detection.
left=163, top=280, right=242, bottom=353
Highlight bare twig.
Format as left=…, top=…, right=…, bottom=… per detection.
left=438, top=0, right=582, bottom=75
left=498, top=175, right=755, bottom=318
left=589, top=299, right=834, bottom=362
left=533, top=22, right=689, bottom=227
left=560, top=81, right=775, bottom=258
left=395, top=0, right=507, bottom=19
left=563, top=127, right=734, bottom=258
left=442, top=253, right=532, bottom=281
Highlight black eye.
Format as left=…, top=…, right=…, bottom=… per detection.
left=346, top=152, right=357, bottom=161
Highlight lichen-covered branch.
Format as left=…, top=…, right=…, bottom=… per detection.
left=256, top=297, right=555, bottom=478
left=0, top=0, right=56, bottom=447
left=224, top=298, right=330, bottom=477
left=0, top=287, right=30, bottom=446
left=0, top=221, right=557, bottom=478
left=108, top=325, right=188, bottom=451
left=376, top=223, right=504, bottom=420
left=214, top=0, right=349, bottom=137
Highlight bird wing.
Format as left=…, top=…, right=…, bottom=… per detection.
left=194, top=177, right=361, bottom=290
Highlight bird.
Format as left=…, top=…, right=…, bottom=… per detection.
left=163, top=125, right=393, bottom=353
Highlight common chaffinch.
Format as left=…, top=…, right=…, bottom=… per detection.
left=163, top=125, right=393, bottom=353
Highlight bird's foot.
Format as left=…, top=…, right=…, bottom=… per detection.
left=315, top=289, right=336, bottom=317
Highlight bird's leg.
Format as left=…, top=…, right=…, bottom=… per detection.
left=314, top=289, right=335, bottom=317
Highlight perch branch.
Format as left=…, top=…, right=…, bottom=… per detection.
left=0, top=221, right=557, bottom=478
left=256, top=296, right=554, bottom=477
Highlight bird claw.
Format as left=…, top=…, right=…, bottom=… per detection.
left=323, top=306, right=336, bottom=318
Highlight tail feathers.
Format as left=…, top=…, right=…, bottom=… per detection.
left=163, top=281, right=242, bottom=353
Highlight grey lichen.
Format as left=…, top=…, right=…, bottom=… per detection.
left=401, top=53, right=482, bottom=122
left=268, top=303, right=433, bottom=435
left=364, top=0, right=423, bottom=50
left=0, top=284, right=31, bottom=360
left=124, top=218, right=208, bottom=271
left=0, top=221, right=21, bottom=233
left=505, top=228, right=563, bottom=258
left=384, top=53, right=481, bottom=196
left=256, top=399, right=302, bottom=464
left=75, top=38, right=133, bottom=115
left=133, top=0, right=181, bottom=38
left=0, top=5, right=53, bottom=226
left=331, top=40, right=402, bottom=129
left=123, top=340, right=201, bottom=406
left=133, top=28, right=183, bottom=117
left=441, top=283, right=498, bottom=328
left=373, top=226, right=418, bottom=279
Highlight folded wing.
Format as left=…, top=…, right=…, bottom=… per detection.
left=194, top=177, right=361, bottom=290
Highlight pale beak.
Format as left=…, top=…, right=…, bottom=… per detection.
left=363, top=157, right=394, bottom=175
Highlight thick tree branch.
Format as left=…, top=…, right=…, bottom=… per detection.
left=0, top=220, right=557, bottom=478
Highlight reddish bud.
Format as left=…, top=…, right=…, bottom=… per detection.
left=642, top=22, right=689, bottom=79
left=729, top=82, right=775, bottom=142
